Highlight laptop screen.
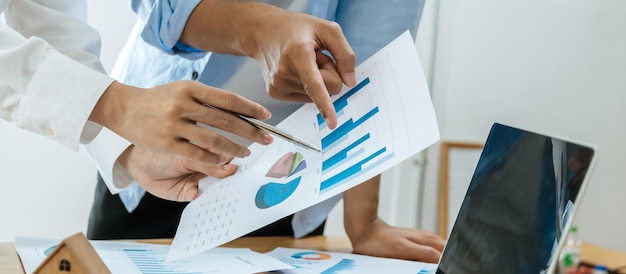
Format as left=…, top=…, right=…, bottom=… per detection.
left=436, top=123, right=595, bottom=274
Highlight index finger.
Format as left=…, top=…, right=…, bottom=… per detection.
left=188, top=81, right=272, bottom=121
left=291, top=46, right=338, bottom=129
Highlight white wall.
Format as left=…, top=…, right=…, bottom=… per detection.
left=0, top=1, right=136, bottom=242
left=420, top=0, right=626, bottom=251
left=89, top=0, right=136, bottom=75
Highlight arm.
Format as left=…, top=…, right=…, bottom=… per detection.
left=89, top=80, right=272, bottom=162
left=178, top=0, right=357, bottom=129
left=0, top=0, right=113, bottom=149
left=84, top=79, right=274, bottom=194
left=133, top=0, right=354, bottom=116
left=83, top=15, right=214, bottom=193
left=343, top=175, right=445, bottom=263
left=1, top=0, right=275, bottom=196
left=115, top=145, right=238, bottom=201
left=83, top=0, right=355, bottom=194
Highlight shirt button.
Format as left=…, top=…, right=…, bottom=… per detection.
left=45, top=127, right=55, bottom=137
left=191, top=71, right=199, bottom=80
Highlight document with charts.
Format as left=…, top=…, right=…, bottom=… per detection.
left=168, top=31, right=440, bottom=261
left=266, top=247, right=438, bottom=274
left=15, top=236, right=292, bottom=274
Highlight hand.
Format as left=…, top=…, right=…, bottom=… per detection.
left=117, top=145, right=238, bottom=202
left=180, top=1, right=357, bottom=129
left=566, top=147, right=594, bottom=201
left=247, top=6, right=357, bottom=129
left=348, top=218, right=446, bottom=263
left=90, top=80, right=274, bottom=165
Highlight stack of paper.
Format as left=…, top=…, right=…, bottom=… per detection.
left=15, top=237, right=438, bottom=274
left=15, top=236, right=291, bottom=274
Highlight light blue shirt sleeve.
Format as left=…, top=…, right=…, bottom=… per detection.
left=132, top=0, right=205, bottom=59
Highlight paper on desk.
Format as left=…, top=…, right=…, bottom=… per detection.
left=266, top=247, right=438, bottom=274
left=15, top=236, right=292, bottom=274
left=168, top=30, right=440, bottom=261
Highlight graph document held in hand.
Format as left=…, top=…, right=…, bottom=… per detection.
left=168, top=31, right=440, bottom=261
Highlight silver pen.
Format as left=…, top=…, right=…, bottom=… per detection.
left=205, top=105, right=322, bottom=152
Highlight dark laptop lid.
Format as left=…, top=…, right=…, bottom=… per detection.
left=436, top=123, right=595, bottom=274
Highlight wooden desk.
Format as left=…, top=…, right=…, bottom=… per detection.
left=580, top=242, right=626, bottom=269
left=2, top=236, right=625, bottom=273
left=0, top=236, right=353, bottom=273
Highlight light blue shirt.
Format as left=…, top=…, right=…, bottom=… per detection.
left=115, top=0, right=424, bottom=237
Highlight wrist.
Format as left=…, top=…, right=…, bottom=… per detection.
left=89, top=81, right=137, bottom=138
left=235, top=1, right=273, bottom=58
left=116, top=145, right=136, bottom=174
left=180, top=0, right=267, bottom=57
left=345, top=217, right=383, bottom=244
left=113, top=145, right=137, bottom=187
left=343, top=177, right=382, bottom=242
left=231, top=1, right=294, bottom=59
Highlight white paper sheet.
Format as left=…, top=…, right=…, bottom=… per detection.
left=169, top=31, right=440, bottom=260
left=266, top=247, right=438, bottom=274
left=15, top=236, right=292, bottom=274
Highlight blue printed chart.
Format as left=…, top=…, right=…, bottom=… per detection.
left=15, top=236, right=292, bottom=274
left=314, top=33, right=440, bottom=200
left=267, top=248, right=437, bottom=274
left=317, top=77, right=393, bottom=195
left=171, top=101, right=323, bottom=261
left=170, top=31, right=439, bottom=261
left=255, top=151, right=308, bottom=209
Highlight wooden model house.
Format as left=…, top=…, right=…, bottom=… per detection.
left=32, top=232, right=110, bottom=274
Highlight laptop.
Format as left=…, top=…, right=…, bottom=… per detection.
left=436, top=123, right=596, bottom=274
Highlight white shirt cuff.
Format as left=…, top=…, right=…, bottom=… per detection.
left=83, top=126, right=134, bottom=194
left=22, top=50, right=114, bottom=150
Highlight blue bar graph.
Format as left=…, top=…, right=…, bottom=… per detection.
left=322, top=134, right=349, bottom=153
left=321, top=151, right=394, bottom=193
left=123, top=249, right=202, bottom=274
left=317, top=77, right=370, bottom=126
left=321, top=147, right=387, bottom=192
left=321, top=259, right=357, bottom=274
left=321, top=107, right=379, bottom=149
left=322, top=134, right=370, bottom=171
left=322, top=148, right=364, bottom=175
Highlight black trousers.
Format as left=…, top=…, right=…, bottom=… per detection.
left=87, top=173, right=325, bottom=240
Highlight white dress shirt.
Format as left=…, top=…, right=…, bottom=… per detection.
left=0, top=0, right=114, bottom=150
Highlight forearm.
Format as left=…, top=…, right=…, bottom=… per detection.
left=0, top=32, right=112, bottom=149
left=180, top=0, right=295, bottom=58
left=6, top=0, right=106, bottom=73
left=343, top=175, right=381, bottom=241
left=1, top=0, right=113, bottom=149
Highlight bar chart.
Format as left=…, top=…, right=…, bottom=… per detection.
left=317, top=54, right=410, bottom=196
left=123, top=248, right=202, bottom=274
left=169, top=31, right=439, bottom=261
left=16, top=236, right=292, bottom=274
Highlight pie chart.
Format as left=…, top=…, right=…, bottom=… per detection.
left=265, top=152, right=307, bottom=179
left=255, top=152, right=307, bottom=209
